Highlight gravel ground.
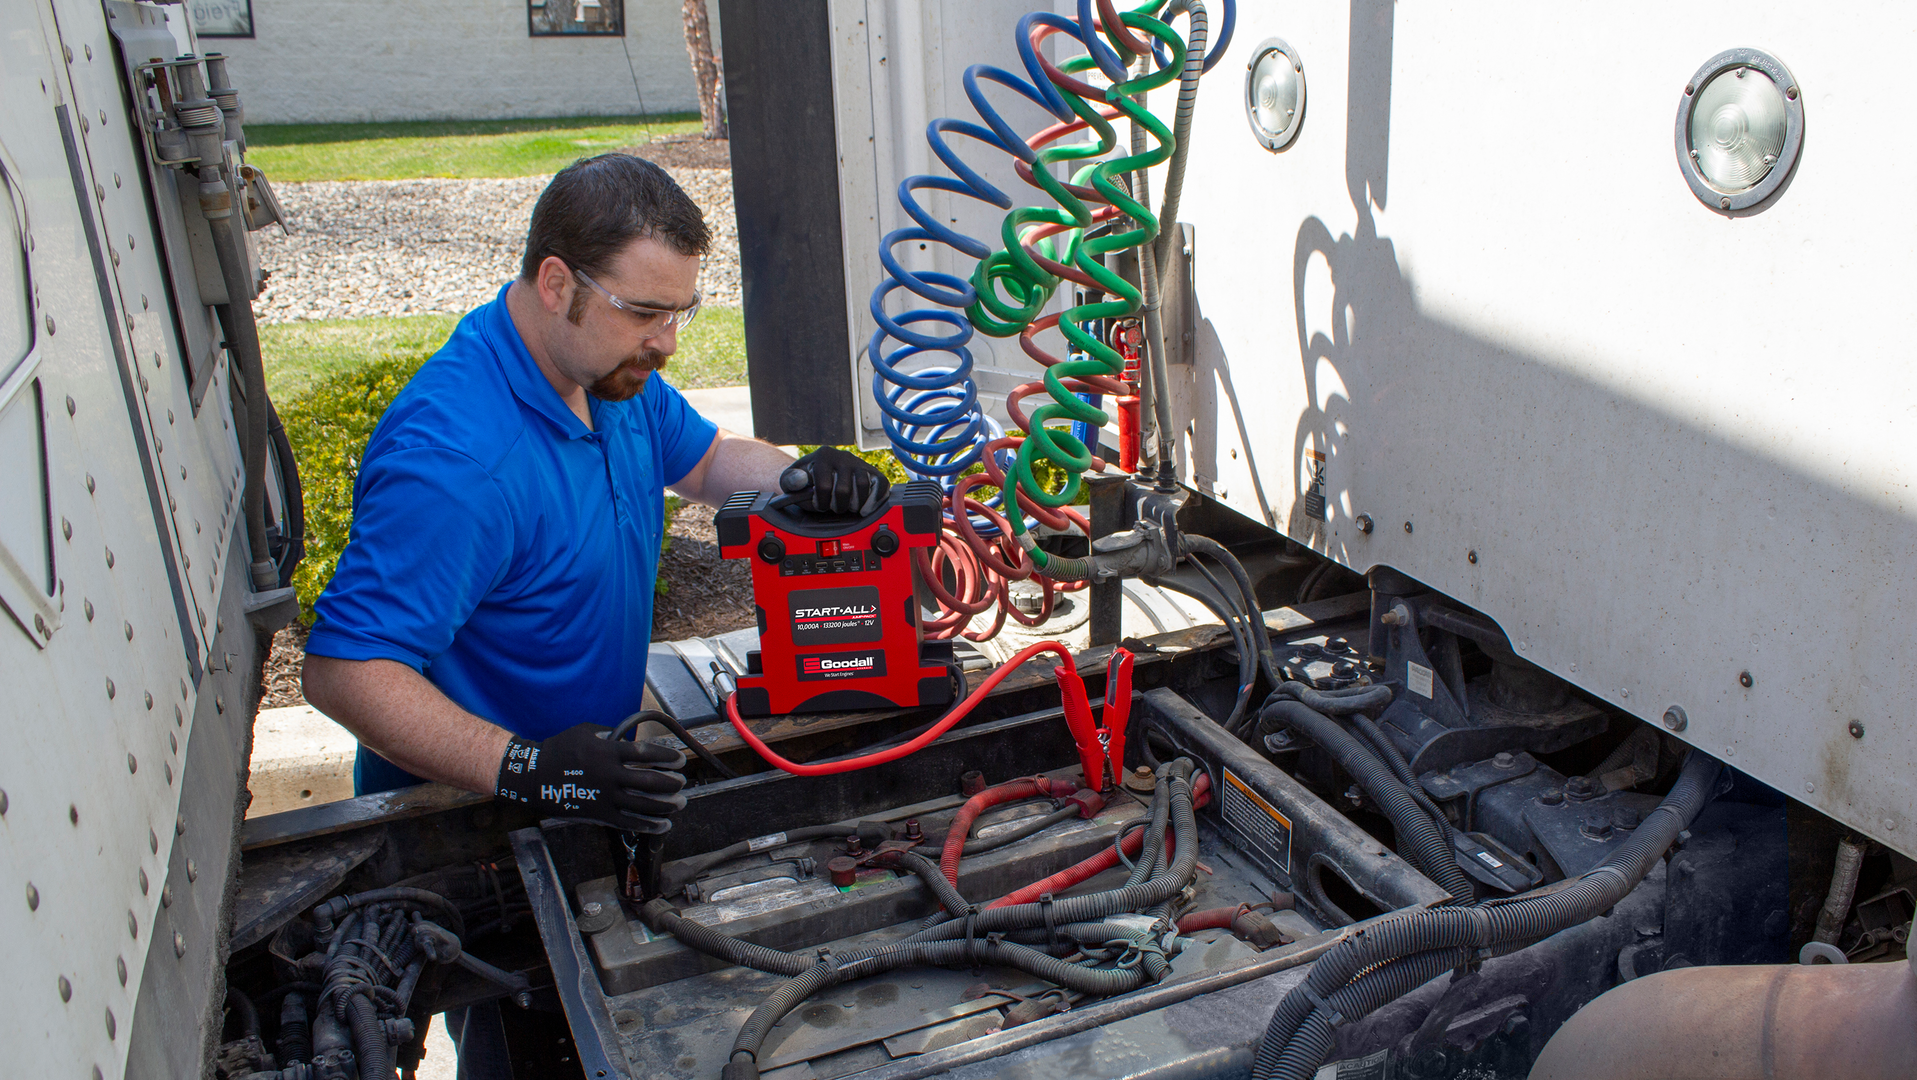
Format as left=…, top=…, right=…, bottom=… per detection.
left=254, top=165, right=739, bottom=324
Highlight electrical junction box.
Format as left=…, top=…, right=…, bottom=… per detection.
left=717, top=480, right=955, bottom=716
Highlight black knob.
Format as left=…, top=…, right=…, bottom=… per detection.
left=757, top=535, right=785, bottom=563
left=871, top=527, right=899, bottom=557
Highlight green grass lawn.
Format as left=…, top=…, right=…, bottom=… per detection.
left=261, top=306, right=748, bottom=401
left=246, top=114, right=700, bottom=182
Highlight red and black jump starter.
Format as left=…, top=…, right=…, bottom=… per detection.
left=717, top=480, right=956, bottom=716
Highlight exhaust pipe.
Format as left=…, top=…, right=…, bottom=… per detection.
left=1530, top=957, right=1916, bottom=1080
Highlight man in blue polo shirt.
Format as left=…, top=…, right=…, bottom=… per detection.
left=301, top=154, right=886, bottom=834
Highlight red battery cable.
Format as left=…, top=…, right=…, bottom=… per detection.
left=726, top=639, right=1081, bottom=777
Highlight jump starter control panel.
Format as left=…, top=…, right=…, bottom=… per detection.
left=717, top=481, right=955, bottom=716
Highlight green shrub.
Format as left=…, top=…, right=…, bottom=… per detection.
left=282, top=355, right=690, bottom=623
left=280, top=353, right=432, bottom=624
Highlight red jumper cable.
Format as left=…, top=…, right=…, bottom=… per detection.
left=1060, top=647, right=1134, bottom=791
left=727, top=640, right=1128, bottom=777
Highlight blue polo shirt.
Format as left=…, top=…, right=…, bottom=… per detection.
left=306, top=284, right=717, bottom=793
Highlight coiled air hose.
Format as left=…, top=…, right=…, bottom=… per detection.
left=868, top=0, right=1236, bottom=634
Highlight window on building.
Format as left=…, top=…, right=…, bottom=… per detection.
left=190, top=0, right=254, bottom=38
left=529, top=0, right=625, bottom=37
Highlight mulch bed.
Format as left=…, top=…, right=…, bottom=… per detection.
left=622, top=134, right=733, bottom=171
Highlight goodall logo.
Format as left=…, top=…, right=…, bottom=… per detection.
left=804, top=655, right=874, bottom=672
left=796, top=649, right=887, bottom=681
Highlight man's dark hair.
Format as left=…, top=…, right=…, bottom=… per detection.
left=520, top=154, right=711, bottom=283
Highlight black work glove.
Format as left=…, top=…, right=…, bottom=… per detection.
left=779, top=447, right=890, bottom=516
left=495, top=723, right=687, bottom=834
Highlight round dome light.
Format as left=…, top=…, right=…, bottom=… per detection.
left=1675, top=49, right=1803, bottom=212
left=1245, top=39, right=1306, bottom=153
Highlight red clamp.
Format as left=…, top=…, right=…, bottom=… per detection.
left=1059, top=647, right=1135, bottom=791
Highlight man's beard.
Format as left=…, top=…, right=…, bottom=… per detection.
left=587, top=348, right=667, bottom=402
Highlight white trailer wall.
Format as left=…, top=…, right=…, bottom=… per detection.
left=831, top=2, right=1917, bottom=855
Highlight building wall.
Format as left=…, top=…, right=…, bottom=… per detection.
left=201, top=0, right=722, bottom=124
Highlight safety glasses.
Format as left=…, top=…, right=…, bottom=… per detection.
left=573, top=268, right=701, bottom=337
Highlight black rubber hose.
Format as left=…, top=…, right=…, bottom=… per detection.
left=1249, top=750, right=1723, bottom=1080
left=1274, top=681, right=1393, bottom=716
left=346, top=992, right=391, bottom=1080
left=875, top=850, right=974, bottom=916
left=1125, top=770, right=1173, bottom=887
left=657, top=823, right=875, bottom=898
left=910, top=763, right=1200, bottom=941
left=1057, top=920, right=1175, bottom=983
left=728, top=934, right=1152, bottom=1073
left=923, top=768, right=1178, bottom=936
left=224, top=987, right=261, bottom=1039
left=1182, top=535, right=1281, bottom=688
left=639, top=899, right=816, bottom=977
left=613, top=708, right=738, bottom=779
left=1268, top=947, right=1469, bottom=1080
left=961, top=805, right=1079, bottom=856
left=1186, top=554, right=1266, bottom=733
left=313, top=888, right=465, bottom=939
left=276, top=991, right=312, bottom=1065
left=1259, top=699, right=1475, bottom=902
left=1149, top=575, right=1258, bottom=730
left=1276, top=681, right=1462, bottom=844
left=1345, top=712, right=1457, bottom=841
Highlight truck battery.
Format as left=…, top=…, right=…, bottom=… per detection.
left=716, top=479, right=955, bottom=716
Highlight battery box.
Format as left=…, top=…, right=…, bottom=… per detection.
left=716, top=480, right=954, bottom=716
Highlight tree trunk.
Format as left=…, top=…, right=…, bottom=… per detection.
left=680, top=0, right=727, bottom=140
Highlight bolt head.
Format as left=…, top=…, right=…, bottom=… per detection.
left=1739, top=671, right=1753, bottom=689
left=582, top=902, right=603, bottom=917
left=1662, top=706, right=1688, bottom=732
left=1355, top=514, right=1374, bottom=534
left=1848, top=720, right=1865, bottom=739
left=1492, top=752, right=1516, bottom=769
left=1402, top=520, right=1414, bottom=534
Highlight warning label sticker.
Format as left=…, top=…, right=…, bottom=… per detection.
left=1406, top=661, right=1434, bottom=699
left=1220, top=768, right=1293, bottom=876
left=789, top=585, right=883, bottom=645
